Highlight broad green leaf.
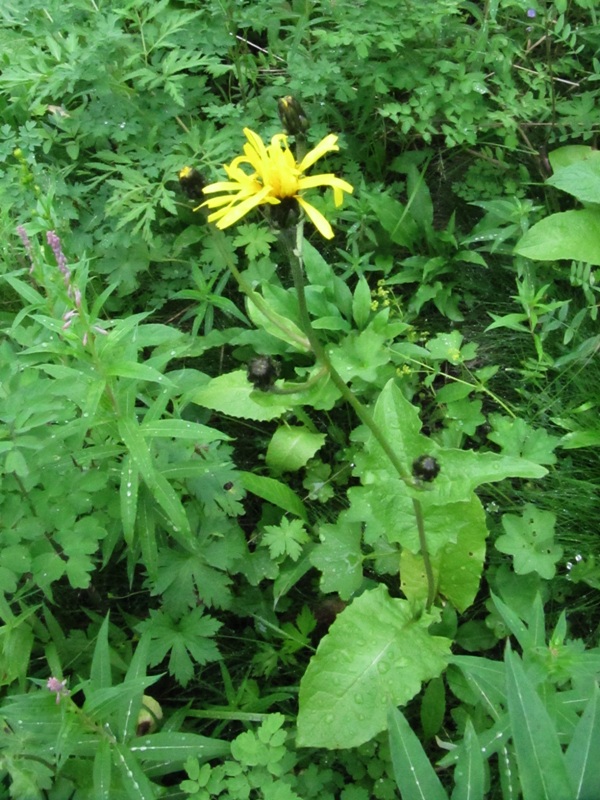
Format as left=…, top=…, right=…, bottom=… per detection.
left=548, top=145, right=595, bottom=171
left=296, top=585, right=451, bottom=749
left=388, top=705, right=449, bottom=800
left=266, top=426, right=326, bottom=473
left=190, top=370, right=290, bottom=420
left=370, top=192, right=419, bottom=247
left=505, top=645, right=574, bottom=800
left=514, top=209, right=600, bottom=266
left=239, top=472, right=308, bottom=521
left=420, top=676, right=446, bottom=740
left=546, top=153, right=600, bottom=204
left=400, top=496, right=487, bottom=611
left=130, top=731, right=229, bottom=763
left=452, top=718, right=485, bottom=800
left=310, top=512, right=364, bottom=600
left=565, top=683, right=600, bottom=798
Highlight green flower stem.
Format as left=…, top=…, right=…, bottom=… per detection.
left=282, top=223, right=436, bottom=610
left=211, top=230, right=311, bottom=351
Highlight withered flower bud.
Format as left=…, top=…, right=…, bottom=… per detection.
left=277, top=96, right=309, bottom=135
left=247, top=356, right=280, bottom=391
left=178, top=166, right=206, bottom=200
left=412, top=455, right=440, bottom=483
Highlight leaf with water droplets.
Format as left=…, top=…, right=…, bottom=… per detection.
left=297, top=585, right=451, bottom=749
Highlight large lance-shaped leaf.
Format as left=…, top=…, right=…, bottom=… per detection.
left=387, top=706, right=449, bottom=800
left=514, top=209, right=600, bottom=266
left=505, top=645, right=574, bottom=800
left=565, top=682, right=600, bottom=798
left=296, top=585, right=451, bottom=749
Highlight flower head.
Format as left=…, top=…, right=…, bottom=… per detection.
left=200, top=128, right=353, bottom=239
left=47, top=676, right=70, bottom=704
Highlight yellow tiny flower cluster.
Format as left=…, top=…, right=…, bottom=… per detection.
left=370, top=279, right=402, bottom=315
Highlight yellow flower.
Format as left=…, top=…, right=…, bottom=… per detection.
left=200, top=128, right=353, bottom=239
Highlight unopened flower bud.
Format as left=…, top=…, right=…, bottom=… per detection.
left=247, top=356, right=279, bottom=391
left=412, top=455, right=440, bottom=483
left=178, top=166, right=205, bottom=200
left=277, top=96, right=309, bottom=135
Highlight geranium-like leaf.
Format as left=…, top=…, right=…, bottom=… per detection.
left=495, top=504, right=562, bottom=580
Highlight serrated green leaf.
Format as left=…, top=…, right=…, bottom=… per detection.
left=240, top=472, right=308, bottom=520
left=262, top=518, right=309, bottom=561
left=190, top=370, right=290, bottom=421
left=388, top=705, right=449, bottom=800
left=297, top=585, right=451, bottom=749
left=488, top=416, right=558, bottom=466
left=266, top=426, right=326, bottom=473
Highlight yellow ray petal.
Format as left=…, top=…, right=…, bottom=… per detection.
left=210, top=186, right=275, bottom=229
left=298, top=134, right=339, bottom=172
left=297, top=196, right=334, bottom=239
left=298, top=174, right=354, bottom=194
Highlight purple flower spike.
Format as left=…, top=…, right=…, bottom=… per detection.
left=46, top=230, right=69, bottom=279
left=527, top=8, right=536, bottom=18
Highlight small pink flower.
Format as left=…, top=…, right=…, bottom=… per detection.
left=47, top=676, right=69, bottom=704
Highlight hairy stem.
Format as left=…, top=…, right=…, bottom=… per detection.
left=282, top=224, right=436, bottom=609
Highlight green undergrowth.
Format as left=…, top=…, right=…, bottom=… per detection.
left=1, top=0, right=600, bottom=798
